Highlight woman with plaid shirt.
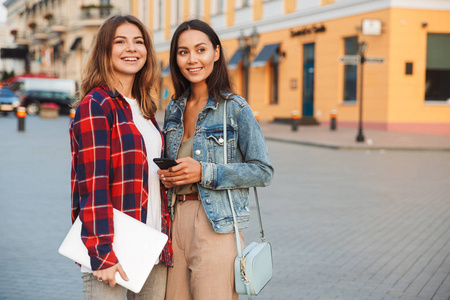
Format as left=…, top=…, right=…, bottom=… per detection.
left=69, top=15, right=172, bottom=299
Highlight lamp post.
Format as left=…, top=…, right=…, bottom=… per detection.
left=238, top=28, right=259, bottom=101
left=356, top=41, right=367, bottom=142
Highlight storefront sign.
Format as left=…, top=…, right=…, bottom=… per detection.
left=290, top=25, right=326, bottom=37
left=362, top=19, right=382, bottom=36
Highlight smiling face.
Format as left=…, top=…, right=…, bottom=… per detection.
left=111, top=23, right=147, bottom=84
left=176, top=29, right=220, bottom=87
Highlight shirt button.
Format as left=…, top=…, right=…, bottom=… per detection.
left=218, top=138, right=224, bottom=144
left=196, top=126, right=200, bottom=131
left=205, top=199, right=211, bottom=204
left=195, top=150, right=201, bottom=155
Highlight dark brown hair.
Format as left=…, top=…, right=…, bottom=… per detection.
left=75, top=15, right=159, bottom=118
left=169, top=19, right=233, bottom=102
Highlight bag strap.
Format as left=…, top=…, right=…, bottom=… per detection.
left=222, top=100, right=266, bottom=253
left=222, top=100, right=243, bottom=260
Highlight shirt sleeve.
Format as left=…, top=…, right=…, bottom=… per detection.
left=70, top=96, right=118, bottom=271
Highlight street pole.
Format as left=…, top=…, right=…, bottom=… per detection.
left=243, top=46, right=250, bottom=101
left=356, top=42, right=366, bottom=142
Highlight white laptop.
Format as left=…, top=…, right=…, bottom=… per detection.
left=58, top=208, right=168, bottom=293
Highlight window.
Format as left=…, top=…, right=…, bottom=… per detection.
left=139, top=0, right=148, bottom=25
left=216, top=0, right=224, bottom=14
left=171, top=0, right=180, bottom=26
left=100, top=0, right=111, bottom=18
left=152, top=0, right=162, bottom=30
left=425, top=34, right=450, bottom=101
left=343, top=36, right=358, bottom=102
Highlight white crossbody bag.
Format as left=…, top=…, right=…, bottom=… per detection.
left=222, top=100, right=273, bottom=298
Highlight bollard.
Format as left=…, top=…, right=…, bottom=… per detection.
left=330, top=109, right=337, bottom=131
left=69, top=108, right=75, bottom=123
left=17, top=107, right=26, bottom=132
left=253, top=111, right=260, bottom=123
left=291, top=110, right=300, bottom=131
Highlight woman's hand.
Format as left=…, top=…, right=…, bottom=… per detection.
left=157, top=157, right=201, bottom=186
left=93, top=263, right=128, bottom=287
left=157, top=168, right=176, bottom=188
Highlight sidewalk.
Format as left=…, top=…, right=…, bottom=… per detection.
left=155, top=111, right=450, bottom=151
left=260, top=122, right=450, bottom=151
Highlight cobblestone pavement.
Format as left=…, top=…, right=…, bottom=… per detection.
left=0, top=115, right=449, bottom=300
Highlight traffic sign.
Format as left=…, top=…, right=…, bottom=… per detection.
left=364, top=57, right=385, bottom=64
left=338, top=55, right=360, bottom=65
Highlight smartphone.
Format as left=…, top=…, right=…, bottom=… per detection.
left=153, top=158, right=179, bottom=170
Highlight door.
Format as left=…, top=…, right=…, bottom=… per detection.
left=302, top=43, right=315, bottom=117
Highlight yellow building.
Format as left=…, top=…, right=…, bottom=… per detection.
left=133, top=0, right=450, bottom=135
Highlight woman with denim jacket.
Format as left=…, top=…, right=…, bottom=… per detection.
left=157, top=19, right=274, bottom=300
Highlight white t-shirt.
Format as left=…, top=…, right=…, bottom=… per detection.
left=123, top=96, right=162, bottom=234
left=81, top=96, right=162, bottom=273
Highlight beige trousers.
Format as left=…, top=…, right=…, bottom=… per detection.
left=166, top=200, right=243, bottom=300
left=82, top=262, right=167, bottom=300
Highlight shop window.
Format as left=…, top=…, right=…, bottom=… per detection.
left=269, top=55, right=279, bottom=105
left=425, top=33, right=450, bottom=101
left=343, top=36, right=358, bottom=102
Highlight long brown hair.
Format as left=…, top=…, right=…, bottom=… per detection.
left=169, top=19, right=233, bottom=103
left=75, top=15, right=159, bottom=118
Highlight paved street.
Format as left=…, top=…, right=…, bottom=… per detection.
left=0, top=115, right=449, bottom=300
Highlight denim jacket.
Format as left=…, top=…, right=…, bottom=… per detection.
left=163, top=90, right=274, bottom=234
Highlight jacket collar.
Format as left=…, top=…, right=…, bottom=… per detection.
left=100, top=84, right=121, bottom=99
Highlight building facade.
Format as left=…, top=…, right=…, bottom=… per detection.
left=3, top=0, right=450, bottom=134
left=134, top=0, right=450, bottom=135
left=3, top=0, right=131, bottom=89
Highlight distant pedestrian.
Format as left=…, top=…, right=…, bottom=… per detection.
left=69, top=15, right=172, bottom=299
left=158, top=19, right=274, bottom=299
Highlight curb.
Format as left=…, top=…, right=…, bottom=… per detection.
left=265, top=137, right=450, bottom=152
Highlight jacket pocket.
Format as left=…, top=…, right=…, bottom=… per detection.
left=204, top=127, right=236, bottom=163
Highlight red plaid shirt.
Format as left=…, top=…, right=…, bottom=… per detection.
left=70, top=85, right=172, bottom=270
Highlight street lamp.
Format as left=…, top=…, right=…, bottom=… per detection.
left=238, top=28, right=259, bottom=101
left=356, top=41, right=367, bottom=142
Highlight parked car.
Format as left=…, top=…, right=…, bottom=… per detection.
left=9, top=78, right=77, bottom=96
left=20, top=90, right=76, bottom=115
left=0, top=87, right=21, bottom=116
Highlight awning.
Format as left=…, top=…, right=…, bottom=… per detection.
left=227, top=49, right=244, bottom=70
left=251, top=43, right=280, bottom=67
left=70, top=37, right=82, bottom=51
left=161, top=64, right=170, bottom=77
